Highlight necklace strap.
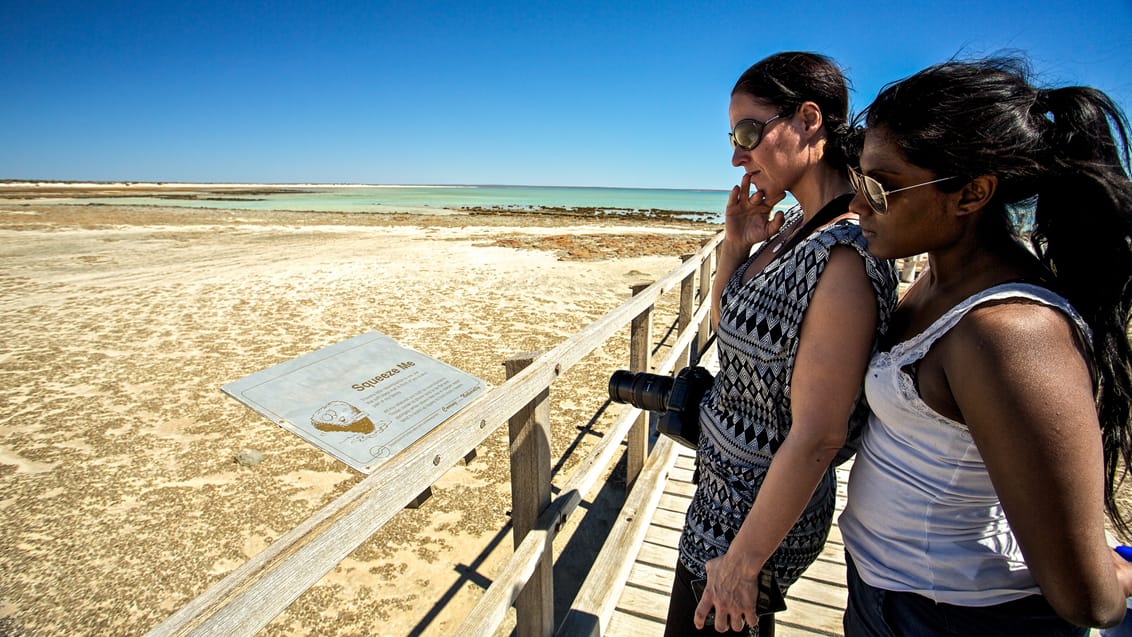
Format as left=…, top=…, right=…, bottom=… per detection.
left=773, top=193, right=854, bottom=257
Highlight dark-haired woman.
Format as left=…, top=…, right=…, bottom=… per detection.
left=840, top=57, right=1132, bottom=635
left=664, top=52, right=897, bottom=636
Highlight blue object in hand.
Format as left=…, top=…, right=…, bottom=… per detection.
left=1101, top=547, right=1132, bottom=637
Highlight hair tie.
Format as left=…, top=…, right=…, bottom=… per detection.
left=826, top=121, right=852, bottom=140
left=1033, top=88, right=1055, bottom=117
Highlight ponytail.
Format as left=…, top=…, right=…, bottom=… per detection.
left=1030, top=86, right=1132, bottom=535
left=823, top=121, right=863, bottom=172
left=1037, top=86, right=1130, bottom=170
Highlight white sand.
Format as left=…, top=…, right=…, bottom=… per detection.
left=0, top=200, right=716, bottom=635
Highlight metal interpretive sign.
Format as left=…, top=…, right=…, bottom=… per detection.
left=222, top=331, right=487, bottom=474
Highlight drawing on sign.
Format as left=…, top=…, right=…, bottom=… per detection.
left=311, top=401, right=376, bottom=434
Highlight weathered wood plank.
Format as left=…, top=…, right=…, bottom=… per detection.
left=816, top=539, right=845, bottom=563
left=625, top=561, right=679, bottom=596
left=555, top=438, right=682, bottom=636
left=674, top=450, right=697, bottom=468
left=626, top=282, right=654, bottom=487
left=777, top=594, right=846, bottom=635
left=616, top=582, right=672, bottom=622
left=786, top=575, right=848, bottom=614
left=657, top=492, right=693, bottom=514
left=697, top=250, right=715, bottom=355
left=678, top=265, right=696, bottom=369
left=777, top=621, right=841, bottom=637
left=606, top=601, right=667, bottom=636
left=634, top=540, right=679, bottom=571
left=643, top=523, right=682, bottom=551
left=504, top=353, right=554, bottom=637
left=798, top=557, right=848, bottom=585
left=826, top=522, right=844, bottom=547
left=668, top=464, right=696, bottom=484
left=649, top=506, right=687, bottom=531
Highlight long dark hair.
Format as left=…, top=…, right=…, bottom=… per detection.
left=732, top=51, right=859, bottom=171
left=865, top=56, right=1132, bottom=535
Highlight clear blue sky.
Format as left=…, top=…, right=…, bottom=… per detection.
left=2, top=1, right=1129, bottom=190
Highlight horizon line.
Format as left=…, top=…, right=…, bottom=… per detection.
left=0, top=179, right=731, bottom=193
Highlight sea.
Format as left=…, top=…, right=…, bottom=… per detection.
left=24, top=184, right=799, bottom=225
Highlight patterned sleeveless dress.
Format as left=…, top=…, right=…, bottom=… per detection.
left=678, top=207, right=898, bottom=592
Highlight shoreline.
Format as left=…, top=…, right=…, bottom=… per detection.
left=0, top=180, right=730, bottom=193
left=0, top=182, right=729, bottom=225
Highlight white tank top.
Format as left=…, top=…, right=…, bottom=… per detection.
left=839, top=282, right=1091, bottom=606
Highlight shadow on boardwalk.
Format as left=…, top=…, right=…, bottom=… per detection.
left=607, top=450, right=852, bottom=636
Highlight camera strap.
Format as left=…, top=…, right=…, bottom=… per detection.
left=690, top=333, right=716, bottom=367
left=769, top=193, right=855, bottom=262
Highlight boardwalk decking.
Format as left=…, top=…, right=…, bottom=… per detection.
left=606, top=449, right=851, bottom=636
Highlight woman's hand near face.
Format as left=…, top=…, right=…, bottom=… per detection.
left=727, top=172, right=786, bottom=247
left=712, top=172, right=789, bottom=330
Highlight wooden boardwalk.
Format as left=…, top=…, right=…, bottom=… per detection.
left=606, top=449, right=850, bottom=636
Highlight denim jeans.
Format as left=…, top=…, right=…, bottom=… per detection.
left=844, top=553, right=1087, bottom=637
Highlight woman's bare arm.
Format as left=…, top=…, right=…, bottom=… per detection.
left=944, top=302, right=1126, bottom=627
left=697, top=246, right=878, bottom=630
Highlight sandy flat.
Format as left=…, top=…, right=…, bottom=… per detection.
left=0, top=199, right=718, bottom=636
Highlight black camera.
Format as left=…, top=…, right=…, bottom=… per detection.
left=608, top=366, right=714, bottom=449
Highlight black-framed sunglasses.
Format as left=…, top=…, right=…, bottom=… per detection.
left=848, top=166, right=959, bottom=214
left=729, top=114, right=786, bottom=151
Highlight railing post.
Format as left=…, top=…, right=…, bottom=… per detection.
left=627, top=283, right=653, bottom=488
left=900, top=254, right=922, bottom=283
left=504, top=352, right=553, bottom=637
left=697, top=240, right=714, bottom=356
left=678, top=254, right=695, bottom=368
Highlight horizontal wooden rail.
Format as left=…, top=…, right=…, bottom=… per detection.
left=145, top=231, right=723, bottom=637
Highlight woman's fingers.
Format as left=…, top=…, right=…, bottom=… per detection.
left=692, top=588, right=713, bottom=629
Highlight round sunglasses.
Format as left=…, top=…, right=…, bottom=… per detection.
left=728, top=114, right=786, bottom=151
left=847, top=166, right=959, bottom=214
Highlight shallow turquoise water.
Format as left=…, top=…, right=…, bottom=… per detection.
left=45, top=184, right=800, bottom=223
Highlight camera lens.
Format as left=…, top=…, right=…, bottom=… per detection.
left=608, top=370, right=673, bottom=412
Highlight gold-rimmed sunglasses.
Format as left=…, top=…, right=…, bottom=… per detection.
left=848, top=166, right=959, bottom=214
left=729, top=114, right=787, bottom=151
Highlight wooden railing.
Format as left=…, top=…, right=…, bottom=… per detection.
left=145, top=230, right=724, bottom=637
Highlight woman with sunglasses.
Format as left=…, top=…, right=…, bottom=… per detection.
left=839, top=57, right=1132, bottom=635
left=666, top=52, right=898, bottom=636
